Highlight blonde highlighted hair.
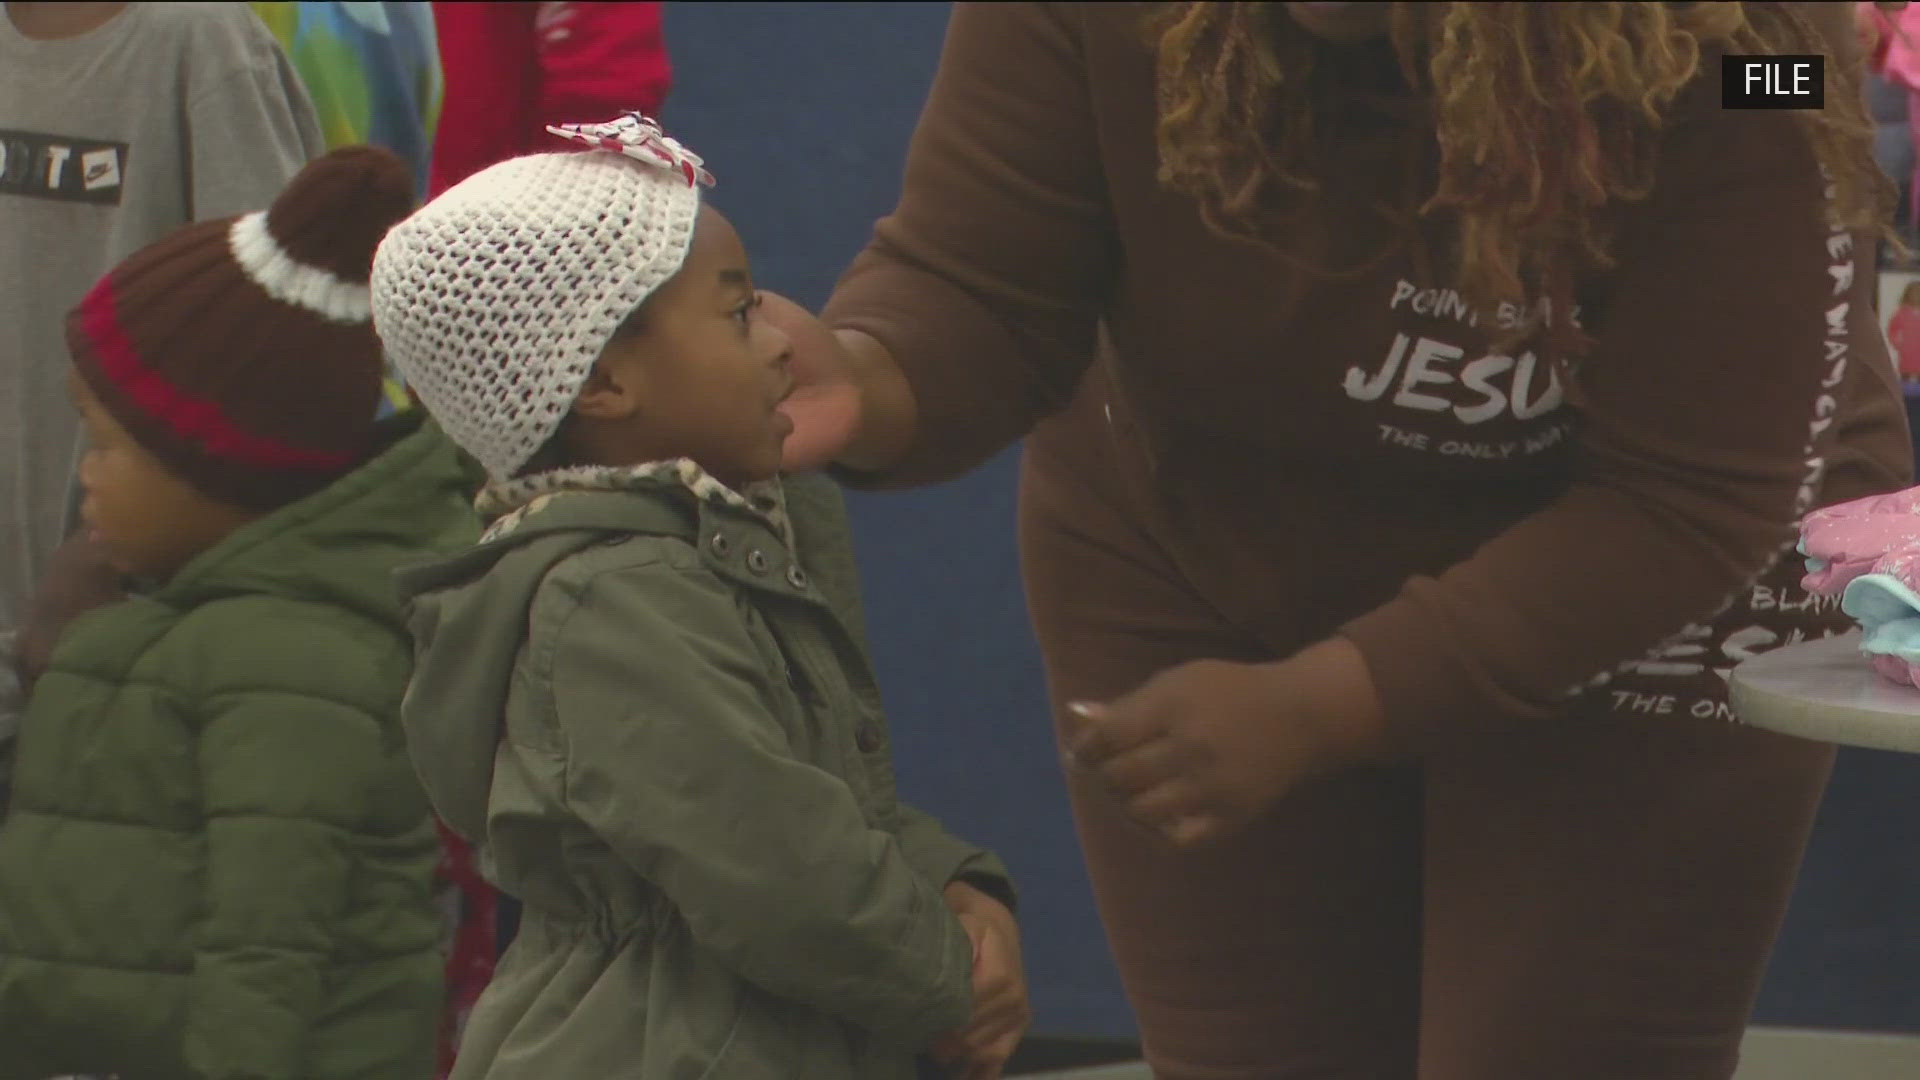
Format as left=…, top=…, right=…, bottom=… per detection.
left=1152, top=2, right=1891, bottom=360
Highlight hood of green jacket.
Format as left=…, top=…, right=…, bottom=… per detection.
left=395, top=486, right=708, bottom=841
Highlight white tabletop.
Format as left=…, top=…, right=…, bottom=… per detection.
left=1729, top=631, right=1920, bottom=754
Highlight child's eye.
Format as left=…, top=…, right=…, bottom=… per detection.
left=733, top=291, right=762, bottom=329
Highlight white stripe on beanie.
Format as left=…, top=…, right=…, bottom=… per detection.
left=228, top=211, right=372, bottom=324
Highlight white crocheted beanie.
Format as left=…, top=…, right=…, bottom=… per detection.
left=369, top=114, right=714, bottom=481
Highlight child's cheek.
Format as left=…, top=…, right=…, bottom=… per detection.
left=87, top=453, right=127, bottom=502
left=82, top=456, right=131, bottom=522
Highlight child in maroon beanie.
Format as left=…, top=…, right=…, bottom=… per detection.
left=0, top=146, right=477, bottom=1080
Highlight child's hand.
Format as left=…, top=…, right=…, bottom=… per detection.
left=928, top=881, right=1028, bottom=1079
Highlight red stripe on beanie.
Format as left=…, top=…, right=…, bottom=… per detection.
left=78, top=281, right=355, bottom=472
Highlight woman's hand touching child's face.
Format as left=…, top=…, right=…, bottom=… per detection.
left=755, top=291, right=867, bottom=473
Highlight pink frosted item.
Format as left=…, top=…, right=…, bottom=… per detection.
left=1879, top=542, right=1920, bottom=595
left=1871, top=651, right=1918, bottom=687
left=1799, top=487, right=1920, bottom=595
left=1807, top=483, right=1920, bottom=688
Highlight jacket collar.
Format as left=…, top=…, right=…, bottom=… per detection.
left=476, top=459, right=792, bottom=550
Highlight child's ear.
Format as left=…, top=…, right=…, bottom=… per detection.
left=571, top=356, right=644, bottom=421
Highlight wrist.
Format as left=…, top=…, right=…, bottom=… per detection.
left=943, top=878, right=1009, bottom=921
left=944, top=879, right=986, bottom=911
left=1271, top=637, right=1392, bottom=769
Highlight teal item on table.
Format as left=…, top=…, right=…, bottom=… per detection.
left=1863, top=615, right=1920, bottom=664
left=1847, top=570, right=1920, bottom=667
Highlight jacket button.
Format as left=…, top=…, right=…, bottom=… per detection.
left=786, top=565, right=808, bottom=590
left=746, top=550, right=771, bottom=575
left=709, top=533, right=732, bottom=558
left=855, top=725, right=883, bottom=753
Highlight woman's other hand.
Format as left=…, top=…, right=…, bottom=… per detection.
left=1065, top=639, right=1391, bottom=848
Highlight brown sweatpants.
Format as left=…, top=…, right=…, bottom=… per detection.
left=1015, top=432, right=1837, bottom=1080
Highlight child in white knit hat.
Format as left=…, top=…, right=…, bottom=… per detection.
left=370, top=114, right=1023, bottom=1079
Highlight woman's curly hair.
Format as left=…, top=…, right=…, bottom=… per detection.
left=1152, top=2, right=1892, bottom=360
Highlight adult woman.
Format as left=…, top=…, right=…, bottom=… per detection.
left=771, top=3, right=1907, bottom=1078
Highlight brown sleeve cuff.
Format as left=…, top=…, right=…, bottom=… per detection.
left=1338, top=577, right=1573, bottom=752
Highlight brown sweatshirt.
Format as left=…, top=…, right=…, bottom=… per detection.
left=823, top=2, right=1912, bottom=743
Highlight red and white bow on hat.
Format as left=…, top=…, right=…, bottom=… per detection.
left=546, top=113, right=715, bottom=188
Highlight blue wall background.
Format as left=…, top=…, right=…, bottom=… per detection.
left=661, top=0, right=1920, bottom=1037
left=661, top=1, right=1125, bottom=1036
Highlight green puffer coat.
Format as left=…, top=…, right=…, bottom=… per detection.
left=396, top=467, right=1016, bottom=1080
left=0, top=418, right=480, bottom=1080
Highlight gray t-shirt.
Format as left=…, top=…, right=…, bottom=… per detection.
left=0, top=2, right=323, bottom=739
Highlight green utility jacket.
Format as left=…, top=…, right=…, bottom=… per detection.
left=397, top=468, right=1015, bottom=1079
